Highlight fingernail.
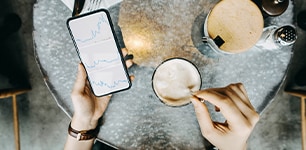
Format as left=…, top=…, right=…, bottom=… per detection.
left=191, top=91, right=197, bottom=95
left=200, top=99, right=205, bottom=103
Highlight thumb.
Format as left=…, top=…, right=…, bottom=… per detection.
left=191, top=97, right=215, bottom=134
left=72, top=63, right=87, bottom=94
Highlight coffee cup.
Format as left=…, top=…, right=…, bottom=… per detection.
left=152, top=58, right=202, bottom=107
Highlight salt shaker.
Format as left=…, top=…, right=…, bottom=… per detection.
left=256, top=25, right=297, bottom=50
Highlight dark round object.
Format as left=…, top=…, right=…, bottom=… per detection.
left=297, top=10, right=306, bottom=31
left=2, top=13, right=22, bottom=33
left=295, top=68, right=306, bottom=86
left=262, top=0, right=289, bottom=16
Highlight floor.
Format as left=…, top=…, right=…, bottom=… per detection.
left=0, top=0, right=305, bottom=150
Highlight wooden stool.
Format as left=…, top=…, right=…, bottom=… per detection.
left=0, top=88, right=31, bottom=150
left=285, top=90, right=306, bottom=150
left=207, top=0, right=264, bottom=53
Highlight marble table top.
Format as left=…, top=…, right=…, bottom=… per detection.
left=33, top=0, right=294, bottom=149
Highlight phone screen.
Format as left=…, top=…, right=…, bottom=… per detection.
left=67, top=9, right=131, bottom=96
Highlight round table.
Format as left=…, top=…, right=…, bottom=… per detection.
left=33, top=0, right=294, bottom=149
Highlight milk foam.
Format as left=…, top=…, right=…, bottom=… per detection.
left=152, top=58, right=201, bottom=106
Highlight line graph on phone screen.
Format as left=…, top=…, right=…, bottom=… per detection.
left=80, top=40, right=120, bottom=70
left=88, top=66, right=129, bottom=95
left=71, top=12, right=112, bottom=48
left=78, top=37, right=128, bottom=94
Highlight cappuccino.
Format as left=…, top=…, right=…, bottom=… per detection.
left=152, top=58, right=201, bottom=106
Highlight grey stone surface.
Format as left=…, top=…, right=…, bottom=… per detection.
left=0, top=0, right=305, bottom=149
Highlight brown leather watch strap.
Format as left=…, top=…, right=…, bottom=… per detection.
left=68, top=122, right=100, bottom=141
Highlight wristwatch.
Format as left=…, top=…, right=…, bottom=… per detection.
left=68, top=122, right=100, bottom=141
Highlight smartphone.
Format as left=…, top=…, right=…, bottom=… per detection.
left=67, top=9, right=131, bottom=97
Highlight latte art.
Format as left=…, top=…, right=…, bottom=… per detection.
left=152, top=58, right=201, bottom=106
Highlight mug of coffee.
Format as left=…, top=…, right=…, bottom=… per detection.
left=152, top=58, right=202, bottom=107
left=203, top=0, right=264, bottom=54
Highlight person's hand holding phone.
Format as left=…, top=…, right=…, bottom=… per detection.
left=70, top=48, right=134, bottom=131
left=191, top=83, right=259, bottom=150
left=66, top=8, right=133, bottom=149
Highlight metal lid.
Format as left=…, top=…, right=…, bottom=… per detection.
left=262, top=0, right=289, bottom=16
left=274, top=25, right=297, bottom=46
left=207, top=0, right=263, bottom=53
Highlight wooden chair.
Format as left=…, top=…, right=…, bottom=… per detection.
left=0, top=87, right=31, bottom=150
left=285, top=89, right=306, bottom=150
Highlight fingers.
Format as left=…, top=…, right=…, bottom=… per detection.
left=72, top=63, right=87, bottom=95
left=126, top=59, right=133, bottom=68
left=122, top=48, right=134, bottom=68
left=97, top=94, right=112, bottom=108
left=122, top=48, right=135, bottom=81
left=122, top=47, right=128, bottom=56
left=193, top=88, right=247, bottom=128
left=226, top=84, right=259, bottom=125
left=193, top=83, right=259, bottom=129
left=130, top=75, right=135, bottom=81
left=190, top=96, right=216, bottom=135
left=236, top=83, right=255, bottom=110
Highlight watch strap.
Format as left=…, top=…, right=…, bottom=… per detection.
left=68, top=122, right=100, bottom=141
